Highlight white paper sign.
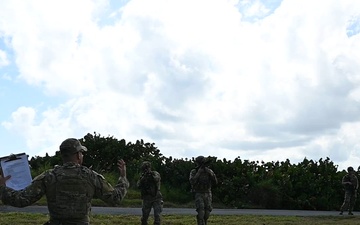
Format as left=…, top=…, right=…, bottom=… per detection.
left=0, top=153, right=32, bottom=190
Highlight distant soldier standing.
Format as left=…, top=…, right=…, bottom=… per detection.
left=0, top=138, right=129, bottom=225
left=137, top=161, right=163, bottom=225
left=189, top=156, right=218, bottom=225
left=340, top=166, right=358, bottom=215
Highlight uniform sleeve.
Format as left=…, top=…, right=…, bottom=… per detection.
left=0, top=171, right=47, bottom=207
left=210, top=169, right=218, bottom=185
left=355, top=176, right=359, bottom=190
left=153, top=171, right=161, bottom=182
left=189, top=169, right=197, bottom=185
left=341, top=175, right=346, bottom=184
left=94, top=174, right=129, bottom=206
left=153, top=171, right=161, bottom=191
left=137, top=174, right=145, bottom=189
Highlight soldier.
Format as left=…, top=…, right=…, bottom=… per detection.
left=339, top=166, right=358, bottom=215
left=0, top=138, right=129, bottom=225
left=137, top=161, right=163, bottom=225
left=189, top=156, right=218, bottom=225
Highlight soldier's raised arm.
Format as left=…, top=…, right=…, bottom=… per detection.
left=94, top=159, right=129, bottom=206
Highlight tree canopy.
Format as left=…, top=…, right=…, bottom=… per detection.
left=28, top=132, right=354, bottom=211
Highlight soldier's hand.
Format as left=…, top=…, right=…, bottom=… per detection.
left=117, top=159, right=127, bottom=178
left=0, top=174, right=11, bottom=186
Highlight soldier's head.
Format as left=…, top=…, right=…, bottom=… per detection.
left=59, top=138, right=87, bottom=164
left=195, top=156, right=206, bottom=167
left=348, top=166, right=355, bottom=174
left=141, top=161, right=151, bottom=173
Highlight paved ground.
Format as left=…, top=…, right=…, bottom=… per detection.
left=0, top=205, right=348, bottom=216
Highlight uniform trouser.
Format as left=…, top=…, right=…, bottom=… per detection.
left=141, top=198, right=163, bottom=225
left=340, top=190, right=357, bottom=213
left=194, top=192, right=213, bottom=225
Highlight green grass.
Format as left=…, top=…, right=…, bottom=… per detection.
left=0, top=213, right=359, bottom=225
left=0, top=188, right=354, bottom=224
left=0, top=188, right=195, bottom=208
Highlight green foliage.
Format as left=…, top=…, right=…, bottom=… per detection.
left=248, top=179, right=282, bottom=209
left=102, top=172, right=119, bottom=185
left=79, top=132, right=165, bottom=185
left=27, top=132, right=354, bottom=211
left=29, top=152, right=61, bottom=177
left=162, top=186, right=193, bottom=204
left=212, top=157, right=256, bottom=208
left=162, top=158, right=193, bottom=189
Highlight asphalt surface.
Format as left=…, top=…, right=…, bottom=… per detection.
left=0, top=205, right=348, bottom=216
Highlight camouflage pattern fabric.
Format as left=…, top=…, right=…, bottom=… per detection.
left=189, top=167, right=218, bottom=225
left=141, top=198, right=163, bottom=225
left=194, top=192, right=213, bottom=212
left=0, top=162, right=129, bottom=224
left=340, top=190, right=357, bottom=213
left=340, top=173, right=358, bottom=213
left=342, top=173, right=359, bottom=192
left=189, top=167, right=217, bottom=193
left=137, top=170, right=163, bottom=225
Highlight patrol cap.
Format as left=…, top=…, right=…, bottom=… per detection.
left=60, top=138, right=87, bottom=155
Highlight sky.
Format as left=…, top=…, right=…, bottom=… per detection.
left=1, top=0, right=360, bottom=171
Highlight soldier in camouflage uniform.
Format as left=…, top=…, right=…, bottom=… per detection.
left=137, top=161, right=163, bottom=225
left=0, top=138, right=129, bottom=225
left=339, top=166, right=358, bottom=215
left=189, top=156, right=218, bottom=225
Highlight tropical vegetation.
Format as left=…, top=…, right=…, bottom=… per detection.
left=28, top=132, right=354, bottom=211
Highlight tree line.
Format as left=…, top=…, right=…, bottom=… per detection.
left=28, top=132, right=355, bottom=211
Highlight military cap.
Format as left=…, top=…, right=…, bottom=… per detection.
left=59, top=138, right=87, bottom=155
left=195, top=156, right=205, bottom=164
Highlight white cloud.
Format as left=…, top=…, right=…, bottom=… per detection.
left=1, top=0, right=360, bottom=169
left=0, top=49, right=9, bottom=67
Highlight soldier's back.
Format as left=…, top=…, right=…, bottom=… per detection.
left=45, top=163, right=96, bottom=223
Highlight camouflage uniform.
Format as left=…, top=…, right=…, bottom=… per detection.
left=340, top=167, right=358, bottom=215
left=0, top=138, right=129, bottom=225
left=189, top=156, right=218, bottom=225
left=137, top=161, right=163, bottom=225
left=0, top=162, right=129, bottom=225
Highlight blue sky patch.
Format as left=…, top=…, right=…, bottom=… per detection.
left=0, top=36, right=14, bottom=62
left=237, top=0, right=283, bottom=22
left=96, top=0, right=130, bottom=27
left=346, top=15, right=360, bottom=37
